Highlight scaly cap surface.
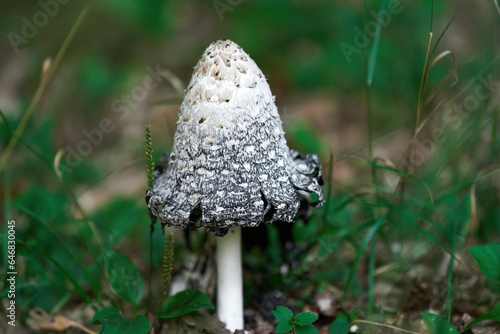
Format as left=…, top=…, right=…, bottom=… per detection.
left=147, top=39, right=324, bottom=236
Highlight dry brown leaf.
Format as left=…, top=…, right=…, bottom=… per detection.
left=26, top=307, right=96, bottom=334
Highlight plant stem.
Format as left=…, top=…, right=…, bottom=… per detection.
left=352, top=319, right=423, bottom=334
left=149, top=294, right=165, bottom=334
left=368, top=237, right=376, bottom=316
left=216, top=227, right=244, bottom=331
left=399, top=32, right=433, bottom=200
left=0, top=2, right=90, bottom=173
left=148, top=229, right=153, bottom=307
left=446, top=252, right=454, bottom=321
left=446, top=217, right=457, bottom=321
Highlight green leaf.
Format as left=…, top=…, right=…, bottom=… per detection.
left=465, top=302, right=500, bottom=329
left=105, top=251, right=144, bottom=306
left=91, top=307, right=149, bottom=334
left=273, top=306, right=295, bottom=333
left=469, top=243, right=500, bottom=283
left=276, top=320, right=294, bottom=334
left=329, top=314, right=349, bottom=334
left=294, top=312, right=318, bottom=326
left=273, top=306, right=294, bottom=323
left=422, top=312, right=459, bottom=334
left=160, top=289, right=214, bottom=318
left=295, top=324, right=319, bottom=334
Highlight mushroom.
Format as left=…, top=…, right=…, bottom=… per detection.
left=146, top=39, right=324, bottom=332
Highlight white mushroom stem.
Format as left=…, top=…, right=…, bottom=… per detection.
left=216, top=227, right=244, bottom=331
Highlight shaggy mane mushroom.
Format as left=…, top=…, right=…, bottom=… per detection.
left=147, top=39, right=324, bottom=331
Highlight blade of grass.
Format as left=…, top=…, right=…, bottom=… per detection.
left=366, top=0, right=388, bottom=86
left=0, top=2, right=91, bottom=173
left=16, top=204, right=102, bottom=295
left=336, top=125, right=406, bottom=163
left=411, top=32, right=433, bottom=166
left=322, top=150, right=334, bottom=225
left=356, top=158, right=411, bottom=178
left=0, top=109, right=14, bottom=134
left=399, top=0, right=436, bottom=196
left=50, top=292, right=72, bottom=316
left=359, top=0, right=382, bottom=266
left=424, top=165, right=500, bottom=206
left=431, top=11, right=457, bottom=56
left=341, top=213, right=388, bottom=304
left=423, top=50, right=458, bottom=109
left=446, top=232, right=455, bottom=321
left=430, top=0, right=434, bottom=32
left=19, top=239, right=95, bottom=306
left=368, top=237, right=376, bottom=316
left=364, top=0, right=387, bottom=230
left=491, top=108, right=499, bottom=159
left=493, top=0, right=500, bottom=17
left=398, top=31, right=433, bottom=199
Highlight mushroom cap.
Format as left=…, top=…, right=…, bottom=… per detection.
left=147, top=39, right=324, bottom=236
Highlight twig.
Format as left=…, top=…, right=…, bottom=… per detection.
left=352, top=319, right=424, bottom=334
